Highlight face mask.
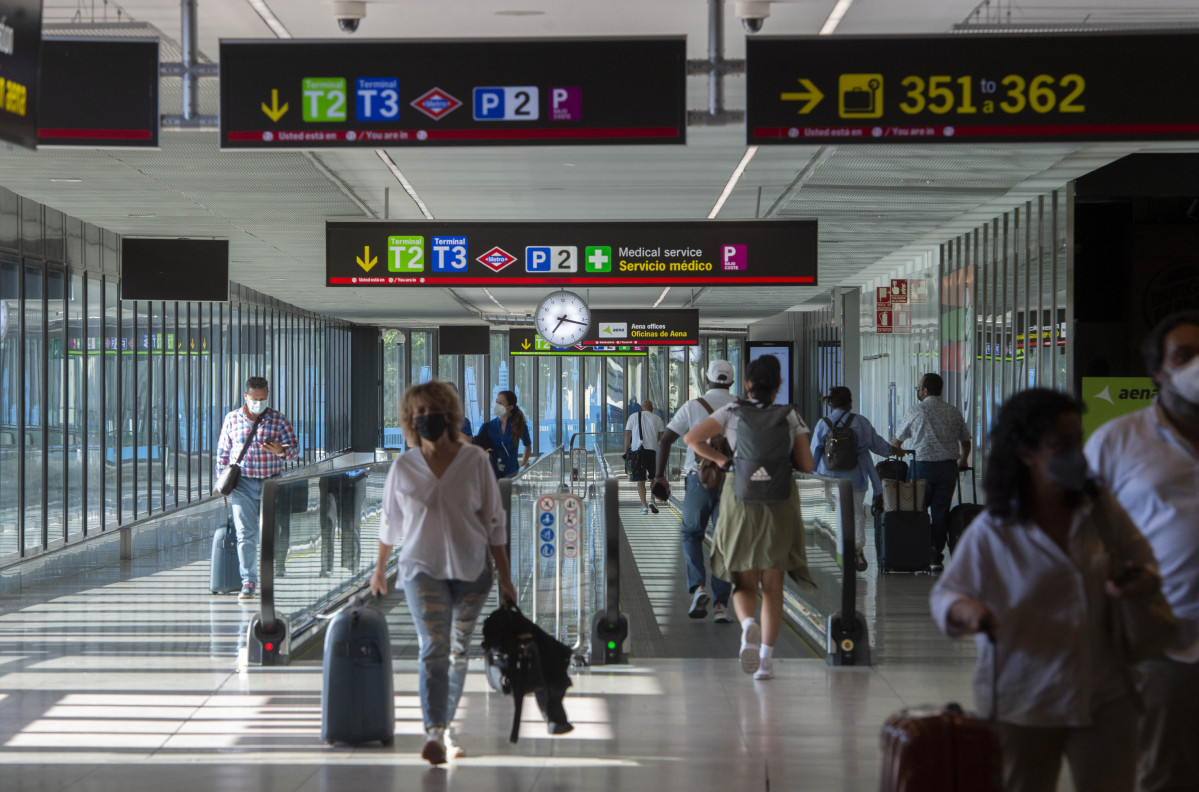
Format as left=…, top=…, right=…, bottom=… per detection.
left=415, top=413, right=447, bottom=442
left=1046, top=447, right=1089, bottom=492
left=247, top=398, right=268, bottom=415
left=1165, top=356, right=1199, bottom=406
left=494, top=402, right=507, bottom=417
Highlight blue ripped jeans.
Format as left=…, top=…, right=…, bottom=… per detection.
left=402, top=566, right=493, bottom=729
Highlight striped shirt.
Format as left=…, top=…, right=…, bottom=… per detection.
left=216, top=407, right=299, bottom=480
left=895, top=395, right=970, bottom=462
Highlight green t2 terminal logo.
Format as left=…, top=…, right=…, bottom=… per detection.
left=585, top=246, right=612, bottom=273
left=388, top=236, right=425, bottom=272
left=302, top=77, right=348, bottom=122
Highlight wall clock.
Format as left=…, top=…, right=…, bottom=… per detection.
left=535, top=290, right=591, bottom=347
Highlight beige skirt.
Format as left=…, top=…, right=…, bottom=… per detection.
left=709, top=472, right=813, bottom=585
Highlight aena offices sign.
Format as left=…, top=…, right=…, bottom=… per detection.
left=221, top=38, right=686, bottom=149
left=327, top=220, right=817, bottom=287
left=748, top=32, right=1199, bottom=145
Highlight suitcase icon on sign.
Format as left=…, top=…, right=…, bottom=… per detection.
left=839, top=74, right=883, bottom=118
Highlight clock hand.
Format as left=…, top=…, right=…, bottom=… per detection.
left=560, top=318, right=588, bottom=326
left=553, top=316, right=566, bottom=332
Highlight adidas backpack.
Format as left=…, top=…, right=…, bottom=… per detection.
left=731, top=399, right=796, bottom=503
left=821, top=413, right=858, bottom=472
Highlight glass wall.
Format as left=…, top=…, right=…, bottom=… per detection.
left=0, top=189, right=353, bottom=567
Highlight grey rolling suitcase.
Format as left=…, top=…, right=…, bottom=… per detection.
left=321, top=596, right=395, bottom=746
left=209, top=516, right=241, bottom=594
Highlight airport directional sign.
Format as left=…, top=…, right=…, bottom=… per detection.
left=508, top=329, right=646, bottom=357
left=327, top=220, right=817, bottom=287
left=220, top=38, right=686, bottom=149
left=0, top=0, right=43, bottom=150
left=586, top=309, right=698, bottom=346
left=748, top=32, right=1199, bottom=145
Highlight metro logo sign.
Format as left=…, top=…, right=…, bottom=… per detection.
left=410, top=88, right=462, bottom=120
left=477, top=246, right=517, bottom=272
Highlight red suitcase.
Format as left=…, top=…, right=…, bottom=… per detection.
left=878, top=632, right=1002, bottom=791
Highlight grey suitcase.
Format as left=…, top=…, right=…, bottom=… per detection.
left=321, top=596, right=395, bottom=746
left=209, top=516, right=241, bottom=594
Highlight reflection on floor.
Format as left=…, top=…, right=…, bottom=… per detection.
left=0, top=482, right=1076, bottom=791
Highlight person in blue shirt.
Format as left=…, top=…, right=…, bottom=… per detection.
left=486, top=390, right=531, bottom=478
left=810, top=386, right=895, bottom=572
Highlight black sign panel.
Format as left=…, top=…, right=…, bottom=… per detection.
left=585, top=309, right=698, bottom=346
left=39, top=38, right=159, bottom=147
left=748, top=32, right=1199, bottom=145
left=327, top=220, right=816, bottom=287
left=509, top=329, right=646, bottom=357
left=0, top=0, right=43, bottom=149
left=220, top=38, right=686, bottom=149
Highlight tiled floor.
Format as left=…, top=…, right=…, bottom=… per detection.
left=0, top=484, right=1075, bottom=791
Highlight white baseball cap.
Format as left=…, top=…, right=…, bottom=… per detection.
left=706, top=360, right=734, bottom=385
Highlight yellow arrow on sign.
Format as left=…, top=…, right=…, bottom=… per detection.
left=261, top=89, right=289, bottom=122
left=521, top=339, right=531, bottom=350
left=780, top=78, right=824, bottom=114
left=356, top=246, right=378, bottom=272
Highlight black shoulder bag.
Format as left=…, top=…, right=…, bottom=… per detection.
left=215, top=411, right=267, bottom=496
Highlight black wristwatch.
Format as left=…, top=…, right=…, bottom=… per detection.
left=720, top=459, right=734, bottom=472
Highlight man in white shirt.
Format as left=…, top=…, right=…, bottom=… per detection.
left=1085, top=310, right=1199, bottom=792
left=625, top=399, right=666, bottom=514
left=653, top=360, right=737, bottom=623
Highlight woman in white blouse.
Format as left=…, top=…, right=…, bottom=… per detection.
left=683, top=354, right=814, bottom=681
left=369, top=381, right=517, bottom=767
left=930, top=388, right=1161, bottom=792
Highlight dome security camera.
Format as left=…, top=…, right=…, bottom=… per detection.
left=333, top=0, right=365, bottom=34
left=734, top=1, right=770, bottom=33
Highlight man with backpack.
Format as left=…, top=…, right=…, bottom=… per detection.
left=624, top=399, right=665, bottom=514
left=810, top=386, right=895, bottom=572
left=653, top=360, right=738, bottom=623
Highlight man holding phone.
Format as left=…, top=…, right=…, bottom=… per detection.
left=215, top=376, right=300, bottom=600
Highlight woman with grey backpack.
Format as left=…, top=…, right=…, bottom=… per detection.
left=683, top=355, right=814, bottom=680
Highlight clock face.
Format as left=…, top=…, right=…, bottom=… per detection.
left=535, top=291, right=591, bottom=347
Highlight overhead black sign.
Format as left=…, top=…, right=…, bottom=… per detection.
left=0, top=0, right=43, bottom=150
left=586, top=309, right=698, bottom=346
left=39, top=38, right=159, bottom=147
left=220, top=38, right=686, bottom=149
left=327, top=220, right=816, bottom=287
left=747, top=32, right=1199, bottom=145
left=508, top=329, right=646, bottom=357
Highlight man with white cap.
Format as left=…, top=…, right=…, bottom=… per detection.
left=653, top=360, right=737, bottom=623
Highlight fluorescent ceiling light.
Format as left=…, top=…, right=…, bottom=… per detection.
left=245, top=0, right=292, bottom=38
left=50, top=178, right=81, bottom=183
left=652, top=287, right=671, bottom=308
left=482, top=288, right=508, bottom=312
left=376, top=150, right=435, bottom=220
left=819, top=0, right=855, bottom=35
left=708, top=146, right=758, bottom=219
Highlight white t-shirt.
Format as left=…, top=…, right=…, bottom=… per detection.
left=625, top=410, right=665, bottom=452
left=379, top=443, right=507, bottom=583
left=666, top=388, right=738, bottom=474
left=709, top=400, right=809, bottom=451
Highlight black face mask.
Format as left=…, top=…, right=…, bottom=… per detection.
left=415, top=413, right=448, bottom=442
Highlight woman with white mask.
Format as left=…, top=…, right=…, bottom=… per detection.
left=484, top=390, right=531, bottom=479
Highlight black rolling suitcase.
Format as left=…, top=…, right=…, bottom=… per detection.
left=880, top=511, right=933, bottom=573
left=209, top=516, right=241, bottom=594
left=946, top=468, right=983, bottom=554
left=321, top=595, right=395, bottom=746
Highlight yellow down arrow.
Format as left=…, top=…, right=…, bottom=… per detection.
left=261, top=89, right=289, bottom=122
left=521, top=339, right=531, bottom=350
left=356, top=246, right=378, bottom=272
left=780, top=78, right=824, bottom=114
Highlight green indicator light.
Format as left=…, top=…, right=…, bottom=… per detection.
left=607, top=641, right=617, bottom=650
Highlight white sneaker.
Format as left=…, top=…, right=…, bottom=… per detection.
left=740, top=622, right=761, bottom=674
left=443, top=727, right=465, bottom=759
left=712, top=602, right=732, bottom=623
left=754, top=658, right=774, bottom=680
left=688, top=587, right=709, bottom=619
left=640, top=507, right=649, bottom=514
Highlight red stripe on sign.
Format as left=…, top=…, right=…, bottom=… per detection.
left=752, top=122, right=1199, bottom=140
left=39, top=128, right=154, bottom=140
left=227, top=126, right=680, bottom=143
left=328, top=276, right=815, bottom=285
